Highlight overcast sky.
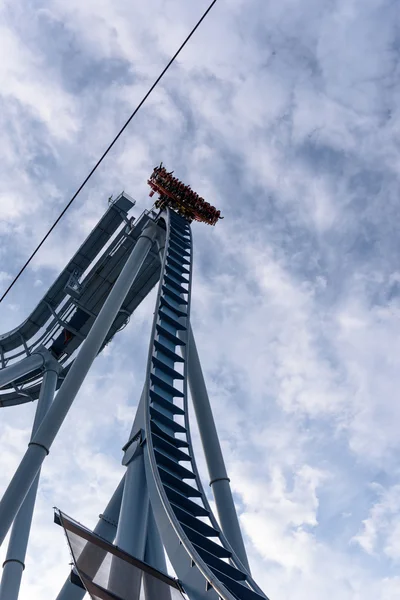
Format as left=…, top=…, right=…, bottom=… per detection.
left=1, top=0, right=400, bottom=598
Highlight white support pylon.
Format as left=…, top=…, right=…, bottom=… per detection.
left=0, top=353, right=60, bottom=600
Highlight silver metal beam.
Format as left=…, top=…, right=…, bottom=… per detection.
left=187, top=326, right=250, bottom=572
left=116, top=453, right=149, bottom=557
left=143, top=504, right=171, bottom=600
left=108, top=451, right=149, bottom=600
left=0, top=223, right=158, bottom=546
left=55, top=475, right=125, bottom=600
left=0, top=352, right=44, bottom=389
left=0, top=359, right=59, bottom=600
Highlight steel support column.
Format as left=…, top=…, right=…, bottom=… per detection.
left=116, top=453, right=149, bottom=556
left=0, top=223, right=158, bottom=546
left=55, top=475, right=125, bottom=600
left=108, top=451, right=149, bottom=600
left=143, top=504, right=171, bottom=600
left=0, top=361, right=59, bottom=600
left=186, top=326, right=250, bottom=572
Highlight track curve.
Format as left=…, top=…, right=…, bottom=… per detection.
left=143, top=209, right=268, bottom=600
left=0, top=197, right=161, bottom=408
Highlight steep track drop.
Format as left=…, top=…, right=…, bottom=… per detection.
left=143, top=209, right=268, bottom=600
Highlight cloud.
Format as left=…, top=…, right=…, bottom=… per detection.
left=2, top=0, right=400, bottom=598
left=353, top=484, right=400, bottom=561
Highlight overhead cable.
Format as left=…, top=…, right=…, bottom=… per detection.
left=0, top=0, right=218, bottom=304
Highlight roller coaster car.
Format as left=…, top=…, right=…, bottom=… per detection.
left=147, top=164, right=223, bottom=226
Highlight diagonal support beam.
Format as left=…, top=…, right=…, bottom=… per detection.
left=0, top=223, right=158, bottom=547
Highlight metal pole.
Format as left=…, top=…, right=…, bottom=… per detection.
left=0, top=362, right=59, bottom=600
left=0, top=352, right=44, bottom=389
left=116, top=453, right=149, bottom=554
left=108, top=451, right=149, bottom=600
left=55, top=475, right=125, bottom=600
left=0, top=223, right=158, bottom=546
left=186, top=326, right=250, bottom=572
left=143, top=504, right=171, bottom=600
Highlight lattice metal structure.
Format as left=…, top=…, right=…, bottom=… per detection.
left=0, top=184, right=268, bottom=600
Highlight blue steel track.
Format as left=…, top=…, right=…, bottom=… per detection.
left=143, top=209, right=268, bottom=600
left=0, top=201, right=269, bottom=600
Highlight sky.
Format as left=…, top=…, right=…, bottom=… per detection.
left=1, top=0, right=400, bottom=598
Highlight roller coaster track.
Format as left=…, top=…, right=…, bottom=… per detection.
left=0, top=200, right=269, bottom=600
left=0, top=194, right=160, bottom=408
left=143, top=209, right=268, bottom=600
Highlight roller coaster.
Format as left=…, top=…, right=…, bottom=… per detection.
left=0, top=173, right=268, bottom=600
left=148, top=164, right=223, bottom=226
